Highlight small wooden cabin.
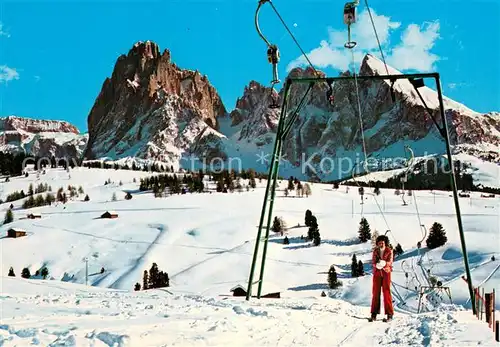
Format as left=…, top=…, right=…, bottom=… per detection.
left=230, top=285, right=247, bottom=297
left=7, top=228, right=27, bottom=238
left=27, top=213, right=41, bottom=219
left=101, top=211, right=118, bottom=219
left=229, top=284, right=281, bottom=298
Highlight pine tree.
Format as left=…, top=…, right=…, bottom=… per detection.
left=111, top=192, right=117, bottom=201
left=308, top=215, right=318, bottom=240
left=304, top=209, right=312, bottom=227
left=426, top=222, right=448, bottom=249
left=4, top=209, right=13, bottom=224
left=21, top=267, right=31, bottom=279
left=8, top=267, right=15, bottom=276
left=394, top=243, right=404, bottom=257
left=143, top=270, right=149, bottom=290
left=148, top=263, right=159, bottom=288
left=41, top=267, right=49, bottom=279
left=351, top=254, right=358, bottom=277
left=84, top=194, right=90, bottom=201
left=45, top=193, right=55, bottom=205
left=357, top=260, right=365, bottom=276
left=313, top=230, right=321, bottom=246
left=358, top=217, right=371, bottom=243
left=327, top=265, right=342, bottom=289
left=283, top=236, right=290, bottom=245
left=271, top=216, right=286, bottom=235
left=57, top=187, right=64, bottom=202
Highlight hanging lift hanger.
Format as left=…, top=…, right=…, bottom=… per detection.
left=255, top=0, right=282, bottom=109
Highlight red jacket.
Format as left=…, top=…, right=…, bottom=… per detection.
left=372, top=246, right=393, bottom=273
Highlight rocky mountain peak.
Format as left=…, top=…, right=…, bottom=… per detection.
left=129, top=40, right=161, bottom=60
left=287, top=66, right=326, bottom=79
left=84, top=41, right=227, bottom=162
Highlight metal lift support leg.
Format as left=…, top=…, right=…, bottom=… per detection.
left=246, top=80, right=292, bottom=300
left=435, top=76, right=476, bottom=315
left=246, top=73, right=475, bottom=312
left=255, top=82, right=312, bottom=298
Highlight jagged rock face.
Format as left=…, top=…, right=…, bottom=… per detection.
left=232, top=54, right=500, bottom=179
left=0, top=116, right=87, bottom=158
left=27, top=135, right=88, bottom=159
left=229, top=81, right=280, bottom=146
left=83, top=41, right=227, bottom=162
left=1, top=116, right=79, bottom=134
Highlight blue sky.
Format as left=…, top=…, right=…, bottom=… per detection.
left=0, top=0, right=499, bottom=133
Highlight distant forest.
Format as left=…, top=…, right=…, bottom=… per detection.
left=339, top=158, right=500, bottom=194
left=1, top=151, right=498, bottom=194
left=0, top=152, right=80, bottom=177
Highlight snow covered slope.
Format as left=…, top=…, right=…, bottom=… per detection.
left=1, top=277, right=497, bottom=346
left=0, top=167, right=499, bottom=346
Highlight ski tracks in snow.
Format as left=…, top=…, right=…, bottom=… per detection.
left=108, top=223, right=169, bottom=289
left=170, top=238, right=252, bottom=281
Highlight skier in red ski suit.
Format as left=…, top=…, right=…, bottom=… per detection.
left=369, top=235, right=394, bottom=322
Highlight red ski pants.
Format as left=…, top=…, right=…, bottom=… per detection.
left=371, top=269, right=394, bottom=316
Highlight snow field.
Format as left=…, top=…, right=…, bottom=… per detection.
left=0, top=166, right=499, bottom=346
left=1, top=277, right=498, bottom=346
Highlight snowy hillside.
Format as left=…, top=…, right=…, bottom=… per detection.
left=0, top=167, right=499, bottom=346
left=345, top=151, right=500, bottom=189
left=1, top=277, right=497, bottom=346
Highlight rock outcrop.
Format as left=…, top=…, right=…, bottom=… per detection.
left=83, top=40, right=227, bottom=163
left=230, top=54, right=499, bottom=179
left=1, top=116, right=79, bottom=134
left=0, top=116, right=87, bottom=158
left=73, top=42, right=498, bottom=181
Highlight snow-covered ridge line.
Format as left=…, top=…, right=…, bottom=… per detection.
left=1, top=115, right=81, bottom=134
left=363, top=54, right=480, bottom=115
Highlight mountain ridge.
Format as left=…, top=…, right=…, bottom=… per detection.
left=1, top=43, right=498, bottom=182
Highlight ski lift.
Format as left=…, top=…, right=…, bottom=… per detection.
left=267, top=44, right=280, bottom=85
left=343, top=1, right=358, bottom=49
left=256, top=1, right=281, bottom=109
left=343, top=2, right=356, bottom=25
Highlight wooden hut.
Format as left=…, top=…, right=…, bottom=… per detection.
left=27, top=213, right=41, bottom=219
left=229, top=284, right=280, bottom=298
left=230, top=285, right=247, bottom=297
left=101, top=211, right=118, bottom=219
left=7, top=228, right=27, bottom=238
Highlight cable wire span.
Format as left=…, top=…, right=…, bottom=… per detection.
left=266, top=0, right=317, bottom=73
left=363, top=0, right=389, bottom=76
